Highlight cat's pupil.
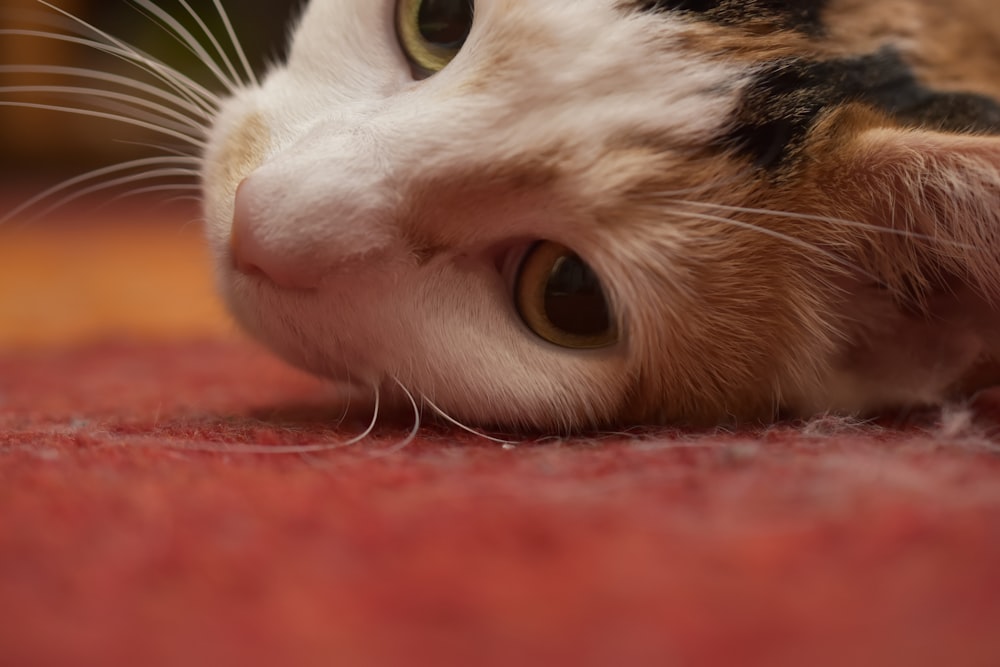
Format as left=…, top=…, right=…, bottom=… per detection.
left=544, top=256, right=612, bottom=338
left=514, top=242, right=617, bottom=350
left=417, top=0, right=473, bottom=48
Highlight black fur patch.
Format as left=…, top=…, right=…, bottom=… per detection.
left=634, top=0, right=827, bottom=33
left=727, top=48, right=1000, bottom=170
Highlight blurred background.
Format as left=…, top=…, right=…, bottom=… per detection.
left=0, top=0, right=300, bottom=185
left=0, top=0, right=304, bottom=347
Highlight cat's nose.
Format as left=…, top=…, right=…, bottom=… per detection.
left=230, top=179, right=322, bottom=290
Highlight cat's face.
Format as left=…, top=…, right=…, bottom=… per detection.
left=202, top=0, right=1000, bottom=429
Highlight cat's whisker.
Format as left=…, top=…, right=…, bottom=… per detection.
left=155, top=194, right=203, bottom=207
left=101, top=183, right=202, bottom=207
left=1, top=85, right=207, bottom=131
left=1, top=156, right=199, bottom=225
left=662, top=198, right=976, bottom=250
left=0, top=65, right=215, bottom=123
left=0, top=101, right=204, bottom=147
left=648, top=172, right=751, bottom=199
left=207, top=0, right=258, bottom=87
left=4, top=22, right=219, bottom=111
left=369, top=377, right=421, bottom=456
left=331, top=383, right=382, bottom=448
left=420, top=392, right=518, bottom=446
left=153, top=384, right=383, bottom=455
left=124, top=0, right=240, bottom=94
left=141, top=0, right=244, bottom=86
left=24, top=167, right=200, bottom=222
left=111, top=183, right=201, bottom=195
left=4, top=21, right=216, bottom=107
left=663, top=207, right=887, bottom=286
left=84, top=96, right=208, bottom=139
left=113, top=139, right=202, bottom=159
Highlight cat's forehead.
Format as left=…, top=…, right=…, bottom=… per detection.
left=232, top=0, right=1000, bottom=189
left=282, top=1, right=808, bottom=121
left=265, top=0, right=757, bottom=150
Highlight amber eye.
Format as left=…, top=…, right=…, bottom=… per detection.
left=396, top=0, right=474, bottom=78
left=515, top=242, right=618, bottom=349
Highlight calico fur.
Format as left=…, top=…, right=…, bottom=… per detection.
left=201, top=0, right=1000, bottom=429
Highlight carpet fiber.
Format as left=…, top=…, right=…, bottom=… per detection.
left=1, top=208, right=999, bottom=666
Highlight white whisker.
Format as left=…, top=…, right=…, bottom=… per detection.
left=163, top=194, right=202, bottom=205
left=113, top=139, right=202, bottom=158
left=125, top=0, right=240, bottom=93
left=0, top=65, right=214, bottom=122
left=209, top=0, right=259, bottom=87
left=0, top=101, right=204, bottom=146
left=648, top=173, right=750, bottom=199
left=3, top=23, right=219, bottom=111
left=370, top=378, right=421, bottom=456
left=1, top=26, right=215, bottom=111
left=101, top=183, right=202, bottom=206
left=178, top=0, right=248, bottom=86
left=2, top=156, right=199, bottom=224
left=83, top=95, right=207, bottom=137
left=421, top=393, right=517, bottom=445
left=26, top=167, right=200, bottom=221
left=664, top=198, right=974, bottom=249
left=1, top=85, right=206, bottom=130
left=141, top=385, right=383, bottom=455
left=332, top=384, right=383, bottom=447
left=665, top=208, right=885, bottom=285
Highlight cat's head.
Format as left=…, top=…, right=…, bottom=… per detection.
left=202, top=0, right=1000, bottom=430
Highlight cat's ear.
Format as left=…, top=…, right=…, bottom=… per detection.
left=817, top=116, right=1000, bottom=298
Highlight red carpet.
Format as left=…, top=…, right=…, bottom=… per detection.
left=2, top=208, right=1000, bottom=666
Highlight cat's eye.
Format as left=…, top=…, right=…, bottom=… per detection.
left=396, top=0, right=474, bottom=78
left=515, top=242, right=618, bottom=349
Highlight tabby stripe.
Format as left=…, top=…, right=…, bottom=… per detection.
left=633, top=0, right=827, bottom=33
left=725, top=48, right=1000, bottom=170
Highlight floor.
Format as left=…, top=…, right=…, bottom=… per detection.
left=1, top=204, right=999, bottom=666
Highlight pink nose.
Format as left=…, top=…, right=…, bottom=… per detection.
left=230, top=180, right=321, bottom=290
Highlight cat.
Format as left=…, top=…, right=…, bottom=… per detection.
left=11, top=1, right=1000, bottom=431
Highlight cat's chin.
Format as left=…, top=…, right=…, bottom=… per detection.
left=263, top=334, right=385, bottom=391
left=221, top=276, right=380, bottom=384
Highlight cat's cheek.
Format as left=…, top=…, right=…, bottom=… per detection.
left=219, top=259, right=632, bottom=431
left=407, top=273, right=634, bottom=430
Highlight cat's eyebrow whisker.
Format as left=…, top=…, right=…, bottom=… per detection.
left=124, top=0, right=240, bottom=94
left=207, top=0, right=258, bottom=88
left=0, top=85, right=207, bottom=131
left=421, top=392, right=518, bottom=446
left=649, top=173, right=750, bottom=199
left=662, top=198, right=975, bottom=250
left=0, top=65, right=215, bottom=123
left=665, top=208, right=887, bottom=287
left=1, top=156, right=200, bottom=225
